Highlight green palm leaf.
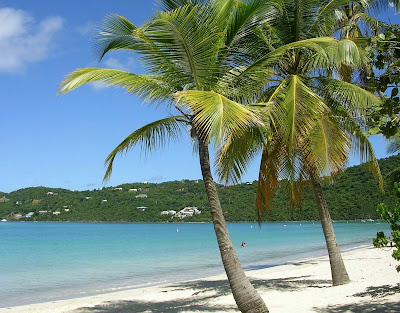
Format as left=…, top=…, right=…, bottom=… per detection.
left=104, top=116, right=186, bottom=181
left=304, top=114, right=350, bottom=176
left=216, top=125, right=266, bottom=184
left=272, top=75, right=329, bottom=153
left=239, top=37, right=336, bottom=77
left=315, top=76, right=381, bottom=114
left=148, top=5, right=222, bottom=89
left=175, top=90, right=264, bottom=145
left=340, top=115, right=384, bottom=191
left=58, top=68, right=175, bottom=104
left=256, top=141, right=283, bottom=215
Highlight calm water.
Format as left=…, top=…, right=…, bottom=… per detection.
left=0, top=221, right=389, bottom=307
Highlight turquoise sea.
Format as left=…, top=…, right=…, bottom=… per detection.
left=0, top=221, right=389, bottom=308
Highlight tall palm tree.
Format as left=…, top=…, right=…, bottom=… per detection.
left=58, top=1, right=282, bottom=311
left=216, top=0, right=383, bottom=286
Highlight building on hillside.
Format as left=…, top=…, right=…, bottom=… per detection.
left=161, top=210, right=176, bottom=216
left=47, top=192, right=54, bottom=195
left=25, top=212, right=34, bottom=218
left=16, top=201, right=22, bottom=205
left=101, top=200, right=108, bottom=203
left=128, top=189, right=138, bottom=192
left=14, top=214, right=22, bottom=219
left=53, top=211, right=61, bottom=215
left=136, top=206, right=147, bottom=211
left=0, top=197, right=9, bottom=203
left=64, top=209, right=70, bottom=212
left=175, top=207, right=201, bottom=219
left=38, top=210, right=48, bottom=214
left=85, top=196, right=91, bottom=200
left=114, top=187, right=123, bottom=191
left=135, top=194, right=147, bottom=198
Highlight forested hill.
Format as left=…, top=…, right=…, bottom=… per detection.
left=1, top=154, right=399, bottom=222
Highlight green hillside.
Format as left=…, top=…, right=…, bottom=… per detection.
left=1, top=154, right=399, bottom=222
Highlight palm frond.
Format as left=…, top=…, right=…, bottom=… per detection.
left=314, top=76, right=381, bottom=115
left=104, top=116, right=186, bottom=181
left=216, top=125, right=265, bottom=185
left=94, top=14, right=140, bottom=60
left=58, top=68, right=175, bottom=104
left=272, top=75, right=329, bottom=154
left=175, top=90, right=263, bottom=146
left=387, top=136, right=400, bottom=154
left=256, top=140, right=283, bottom=215
left=237, top=37, right=336, bottom=80
left=310, top=0, right=352, bottom=36
left=304, top=114, right=350, bottom=176
left=148, top=5, right=222, bottom=89
left=341, top=116, right=384, bottom=191
left=325, top=38, right=371, bottom=70
left=156, top=0, right=204, bottom=11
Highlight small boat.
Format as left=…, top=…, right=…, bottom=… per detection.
left=1, top=219, right=7, bottom=222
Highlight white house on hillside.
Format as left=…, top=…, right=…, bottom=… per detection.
left=161, top=210, right=176, bottom=216
left=175, top=207, right=201, bottom=219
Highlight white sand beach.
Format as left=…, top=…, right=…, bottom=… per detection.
left=2, top=246, right=399, bottom=313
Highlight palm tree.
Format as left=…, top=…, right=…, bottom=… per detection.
left=216, top=0, right=383, bottom=286
left=58, top=1, right=281, bottom=311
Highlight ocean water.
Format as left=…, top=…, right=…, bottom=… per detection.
left=0, top=221, right=389, bottom=308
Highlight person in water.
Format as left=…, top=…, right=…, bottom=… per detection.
left=241, top=242, right=246, bottom=247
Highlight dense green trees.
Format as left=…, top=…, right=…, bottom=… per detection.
left=1, top=153, right=398, bottom=223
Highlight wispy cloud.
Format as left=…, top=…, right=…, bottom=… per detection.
left=150, top=176, right=164, bottom=182
left=0, top=7, right=63, bottom=74
left=76, top=21, right=96, bottom=36
left=104, top=57, right=129, bottom=71
left=88, top=57, right=139, bottom=91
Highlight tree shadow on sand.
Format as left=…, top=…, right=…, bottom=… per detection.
left=315, top=283, right=400, bottom=313
left=73, top=275, right=332, bottom=313
left=314, top=299, right=400, bottom=313
left=352, top=283, right=400, bottom=299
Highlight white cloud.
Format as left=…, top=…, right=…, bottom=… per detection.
left=76, top=21, right=95, bottom=36
left=103, top=57, right=129, bottom=71
left=88, top=57, right=138, bottom=91
left=89, top=81, right=108, bottom=90
left=0, top=7, right=63, bottom=73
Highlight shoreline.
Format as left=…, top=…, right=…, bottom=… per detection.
left=2, top=245, right=399, bottom=313
left=0, top=219, right=385, bottom=224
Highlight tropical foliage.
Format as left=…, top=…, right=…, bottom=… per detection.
left=373, top=181, right=400, bottom=272
left=367, top=24, right=400, bottom=138
left=1, top=153, right=398, bottom=222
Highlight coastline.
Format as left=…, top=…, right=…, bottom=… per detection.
left=2, top=245, right=399, bottom=313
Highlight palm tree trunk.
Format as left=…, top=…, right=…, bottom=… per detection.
left=309, top=169, right=350, bottom=286
left=198, top=137, right=269, bottom=313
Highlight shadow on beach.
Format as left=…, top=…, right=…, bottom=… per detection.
left=315, top=283, right=400, bottom=313
left=315, top=299, right=400, bottom=313
left=73, top=275, right=332, bottom=313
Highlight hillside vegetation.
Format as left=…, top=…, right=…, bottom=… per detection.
left=1, top=154, right=399, bottom=222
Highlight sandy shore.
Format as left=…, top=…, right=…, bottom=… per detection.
left=1, top=246, right=399, bottom=313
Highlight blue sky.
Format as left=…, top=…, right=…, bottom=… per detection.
left=0, top=1, right=397, bottom=193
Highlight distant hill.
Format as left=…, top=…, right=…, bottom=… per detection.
left=0, top=154, right=399, bottom=222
